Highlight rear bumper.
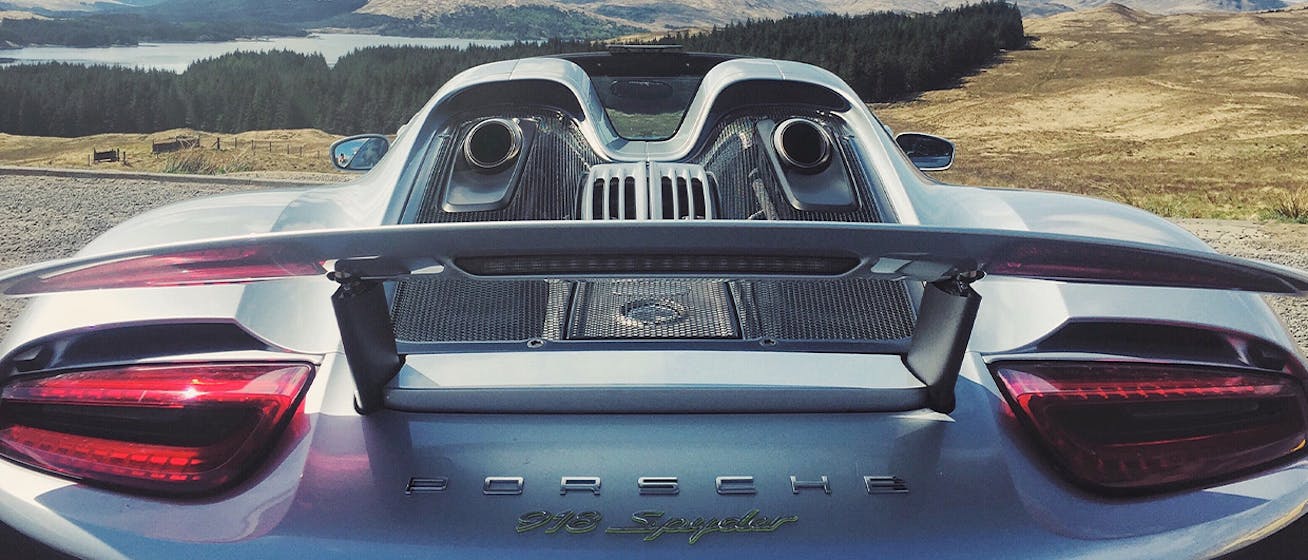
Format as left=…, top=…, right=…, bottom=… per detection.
left=1, top=522, right=75, bottom=560
left=4, top=354, right=1308, bottom=559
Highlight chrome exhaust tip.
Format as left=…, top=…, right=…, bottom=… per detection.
left=772, top=118, right=833, bottom=171
left=463, top=118, right=523, bottom=170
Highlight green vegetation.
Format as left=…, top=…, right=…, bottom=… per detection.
left=0, top=14, right=304, bottom=48
left=161, top=149, right=255, bottom=174
left=0, top=2, right=1024, bottom=136
left=1271, top=191, right=1308, bottom=224
left=136, top=0, right=367, bottom=24
left=665, top=2, right=1026, bottom=99
left=329, top=6, right=641, bottom=41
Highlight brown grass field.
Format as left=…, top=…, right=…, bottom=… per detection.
left=0, top=128, right=344, bottom=175
left=874, top=3, right=1308, bottom=221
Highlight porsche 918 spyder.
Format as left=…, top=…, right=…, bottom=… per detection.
left=2, top=47, right=1307, bottom=559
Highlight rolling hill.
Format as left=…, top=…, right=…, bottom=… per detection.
left=875, top=3, right=1308, bottom=220
left=9, top=0, right=1305, bottom=33
left=0, top=0, right=159, bottom=12
left=353, top=0, right=1301, bottom=28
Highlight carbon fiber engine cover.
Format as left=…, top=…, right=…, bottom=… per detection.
left=569, top=279, right=739, bottom=339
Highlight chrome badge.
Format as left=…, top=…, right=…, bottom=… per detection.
left=517, top=509, right=800, bottom=545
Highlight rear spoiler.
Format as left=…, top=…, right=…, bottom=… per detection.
left=2, top=221, right=1305, bottom=414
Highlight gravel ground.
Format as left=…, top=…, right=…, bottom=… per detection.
left=1175, top=219, right=1308, bottom=354
left=0, top=174, right=285, bottom=337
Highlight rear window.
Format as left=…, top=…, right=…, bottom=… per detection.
left=590, top=75, right=702, bottom=141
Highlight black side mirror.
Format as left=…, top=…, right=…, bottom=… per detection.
left=895, top=133, right=955, bottom=172
left=330, top=134, right=390, bottom=172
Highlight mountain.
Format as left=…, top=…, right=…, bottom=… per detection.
left=0, top=0, right=164, bottom=10
left=1011, top=0, right=1288, bottom=16
left=8, top=0, right=1298, bottom=41
left=138, top=0, right=368, bottom=23
left=355, top=0, right=1294, bottom=30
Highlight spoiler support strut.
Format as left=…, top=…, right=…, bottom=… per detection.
left=903, top=273, right=983, bottom=414
left=330, top=272, right=403, bottom=413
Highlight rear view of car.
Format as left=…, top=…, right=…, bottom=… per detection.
left=1, top=50, right=1307, bottom=559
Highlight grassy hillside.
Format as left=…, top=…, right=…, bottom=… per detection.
left=875, top=3, right=1308, bottom=221
left=325, top=6, right=640, bottom=41
left=0, top=128, right=343, bottom=174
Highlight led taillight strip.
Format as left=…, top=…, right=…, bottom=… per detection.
left=8, top=246, right=323, bottom=296
left=992, top=362, right=1308, bottom=493
left=0, top=363, right=313, bottom=495
left=2, top=426, right=215, bottom=482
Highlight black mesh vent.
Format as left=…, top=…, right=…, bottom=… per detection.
left=735, top=279, right=915, bottom=341
left=414, top=111, right=602, bottom=224
left=391, top=277, right=914, bottom=344
left=414, top=107, right=879, bottom=225
left=391, top=277, right=561, bottom=342
left=394, top=107, right=909, bottom=345
left=569, top=280, right=739, bottom=339
left=698, top=107, right=882, bottom=223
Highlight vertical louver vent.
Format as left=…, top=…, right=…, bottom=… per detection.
left=582, top=163, right=714, bottom=220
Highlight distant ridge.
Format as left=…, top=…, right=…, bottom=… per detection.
left=1089, top=2, right=1154, bottom=21
left=6, top=0, right=1300, bottom=32
left=354, top=0, right=1295, bottom=29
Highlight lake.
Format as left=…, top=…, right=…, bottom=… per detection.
left=0, top=34, right=516, bottom=73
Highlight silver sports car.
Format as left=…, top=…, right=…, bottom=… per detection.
left=2, top=48, right=1308, bottom=559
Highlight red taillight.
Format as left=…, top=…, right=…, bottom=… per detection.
left=991, top=362, right=1308, bottom=493
left=8, top=246, right=324, bottom=295
left=0, top=363, right=313, bottom=495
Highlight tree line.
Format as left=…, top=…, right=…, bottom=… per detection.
left=0, top=14, right=305, bottom=48
left=0, top=2, right=1024, bottom=137
left=667, top=2, right=1025, bottom=97
left=327, top=6, right=640, bottom=41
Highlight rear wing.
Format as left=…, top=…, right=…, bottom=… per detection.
left=2, top=221, right=1306, bottom=413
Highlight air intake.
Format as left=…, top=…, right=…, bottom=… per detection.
left=582, top=163, right=714, bottom=220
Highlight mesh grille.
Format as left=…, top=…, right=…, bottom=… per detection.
left=415, top=111, right=602, bottom=224
left=736, top=279, right=915, bottom=341
left=391, top=277, right=914, bottom=344
left=391, top=277, right=559, bottom=342
left=394, top=107, right=909, bottom=345
left=699, top=108, right=882, bottom=222
left=569, top=280, right=739, bottom=339
left=415, top=107, right=879, bottom=224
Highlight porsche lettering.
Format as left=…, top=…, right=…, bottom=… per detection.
left=405, top=475, right=909, bottom=495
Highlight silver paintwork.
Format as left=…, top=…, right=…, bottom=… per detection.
left=0, top=54, right=1305, bottom=559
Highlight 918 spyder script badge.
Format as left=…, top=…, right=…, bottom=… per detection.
left=517, top=509, right=799, bottom=545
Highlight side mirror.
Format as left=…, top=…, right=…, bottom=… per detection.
left=895, top=132, right=955, bottom=172
left=330, top=134, right=390, bottom=172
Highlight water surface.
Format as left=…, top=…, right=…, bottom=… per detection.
left=0, top=33, right=515, bottom=72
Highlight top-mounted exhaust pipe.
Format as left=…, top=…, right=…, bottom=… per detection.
left=463, top=118, right=523, bottom=170
left=772, top=118, right=832, bottom=171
